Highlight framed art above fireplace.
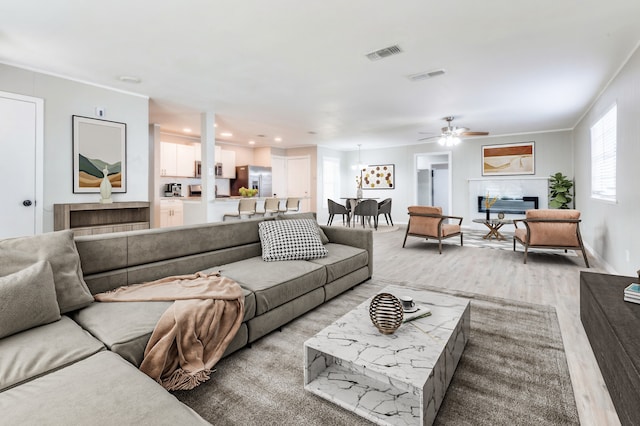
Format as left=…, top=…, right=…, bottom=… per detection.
left=482, top=142, right=534, bottom=176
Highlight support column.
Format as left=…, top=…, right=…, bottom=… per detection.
left=200, top=112, right=217, bottom=222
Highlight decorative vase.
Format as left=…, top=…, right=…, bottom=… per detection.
left=369, top=293, right=403, bottom=334
left=357, top=187, right=363, bottom=199
left=99, top=166, right=113, bottom=204
left=485, top=209, right=490, bottom=221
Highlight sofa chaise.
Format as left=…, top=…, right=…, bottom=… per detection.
left=0, top=213, right=372, bottom=424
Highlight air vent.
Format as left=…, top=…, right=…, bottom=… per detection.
left=407, top=69, right=446, bottom=82
left=366, top=45, right=403, bottom=61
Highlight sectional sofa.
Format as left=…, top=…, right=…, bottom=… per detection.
left=0, top=213, right=372, bottom=424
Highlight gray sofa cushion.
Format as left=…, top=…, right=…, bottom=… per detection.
left=0, top=261, right=61, bottom=339
left=211, top=257, right=326, bottom=315
left=0, top=316, right=104, bottom=392
left=0, top=230, right=94, bottom=313
left=0, top=351, right=209, bottom=425
left=72, top=289, right=255, bottom=366
left=308, top=243, right=369, bottom=283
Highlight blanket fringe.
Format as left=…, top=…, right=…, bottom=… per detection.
left=162, top=368, right=214, bottom=391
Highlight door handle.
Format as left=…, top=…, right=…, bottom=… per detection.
left=23, top=200, right=33, bottom=207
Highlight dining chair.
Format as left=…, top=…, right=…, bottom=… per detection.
left=327, top=199, right=350, bottom=226
left=353, top=199, right=378, bottom=230
left=223, top=198, right=257, bottom=221
left=377, top=198, right=393, bottom=226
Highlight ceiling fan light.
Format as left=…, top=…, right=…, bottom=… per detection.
left=453, top=136, right=461, bottom=145
left=438, top=137, right=446, bottom=146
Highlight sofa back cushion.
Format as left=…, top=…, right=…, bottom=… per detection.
left=0, top=230, right=94, bottom=313
left=0, top=261, right=61, bottom=338
left=525, top=209, right=581, bottom=246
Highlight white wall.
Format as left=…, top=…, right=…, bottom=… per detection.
left=0, top=63, right=149, bottom=232
left=573, top=46, right=640, bottom=275
left=335, top=131, right=572, bottom=226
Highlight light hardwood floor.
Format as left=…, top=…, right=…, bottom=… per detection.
left=368, top=225, right=620, bottom=426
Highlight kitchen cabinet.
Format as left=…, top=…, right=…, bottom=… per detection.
left=160, top=199, right=184, bottom=228
left=214, top=146, right=236, bottom=178
left=54, top=202, right=150, bottom=236
left=161, top=142, right=196, bottom=177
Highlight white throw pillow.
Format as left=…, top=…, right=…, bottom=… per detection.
left=259, top=219, right=328, bottom=262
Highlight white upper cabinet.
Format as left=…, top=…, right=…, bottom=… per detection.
left=160, top=142, right=197, bottom=177
left=214, top=145, right=236, bottom=179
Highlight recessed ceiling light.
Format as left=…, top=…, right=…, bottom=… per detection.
left=274, top=137, right=282, bottom=142
left=248, top=140, right=256, bottom=145
left=220, top=132, right=232, bottom=137
left=308, top=131, right=317, bottom=135
left=257, top=134, right=266, bottom=138
left=183, top=128, right=192, bottom=133
left=118, top=75, right=141, bottom=84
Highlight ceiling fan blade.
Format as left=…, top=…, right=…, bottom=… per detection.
left=417, top=135, right=440, bottom=142
left=460, top=131, right=489, bottom=136
left=452, top=127, right=469, bottom=135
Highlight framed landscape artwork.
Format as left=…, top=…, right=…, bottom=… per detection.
left=73, top=115, right=127, bottom=193
left=482, top=142, right=535, bottom=176
left=362, top=164, right=395, bottom=189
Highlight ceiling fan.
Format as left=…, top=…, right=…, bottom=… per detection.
left=418, top=116, right=489, bottom=146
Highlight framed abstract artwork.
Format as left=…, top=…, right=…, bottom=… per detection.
left=482, top=142, right=535, bottom=176
left=362, top=164, right=395, bottom=189
left=72, top=115, right=127, bottom=193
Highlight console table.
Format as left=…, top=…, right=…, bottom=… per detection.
left=580, top=271, right=640, bottom=425
left=54, top=202, right=150, bottom=236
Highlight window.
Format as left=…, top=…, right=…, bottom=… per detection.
left=322, top=157, right=340, bottom=208
left=591, top=104, right=617, bottom=202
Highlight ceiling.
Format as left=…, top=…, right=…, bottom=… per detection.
left=1, top=1, right=639, bottom=151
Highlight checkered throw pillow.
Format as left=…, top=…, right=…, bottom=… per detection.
left=259, top=219, right=329, bottom=262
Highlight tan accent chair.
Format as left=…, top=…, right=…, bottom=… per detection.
left=402, top=206, right=463, bottom=254
left=513, top=209, right=589, bottom=267
left=222, top=198, right=257, bottom=221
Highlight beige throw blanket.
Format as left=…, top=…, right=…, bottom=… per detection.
left=95, top=272, right=244, bottom=391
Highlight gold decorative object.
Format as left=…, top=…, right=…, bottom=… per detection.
left=369, top=293, right=404, bottom=334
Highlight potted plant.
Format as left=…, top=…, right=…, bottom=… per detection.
left=549, top=172, right=573, bottom=209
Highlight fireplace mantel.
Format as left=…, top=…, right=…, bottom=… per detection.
left=468, top=177, right=549, bottom=229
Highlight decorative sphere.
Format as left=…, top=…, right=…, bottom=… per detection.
left=369, top=293, right=404, bottom=334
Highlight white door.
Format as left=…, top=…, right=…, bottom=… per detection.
left=0, top=92, right=43, bottom=238
left=271, top=155, right=287, bottom=199
left=432, top=164, right=449, bottom=215
left=287, top=156, right=310, bottom=212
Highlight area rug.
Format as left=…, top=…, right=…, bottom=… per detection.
left=174, top=279, right=579, bottom=425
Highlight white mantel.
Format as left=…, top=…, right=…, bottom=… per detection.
left=468, top=177, right=549, bottom=229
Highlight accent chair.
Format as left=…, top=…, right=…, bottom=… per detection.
left=513, top=209, right=589, bottom=267
left=402, top=206, right=463, bottom=254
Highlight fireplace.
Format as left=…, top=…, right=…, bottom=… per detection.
left=477, top=196, right=538, bottom=215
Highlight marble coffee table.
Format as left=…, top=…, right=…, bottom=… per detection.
left=304, top=285, right=470, bottom=426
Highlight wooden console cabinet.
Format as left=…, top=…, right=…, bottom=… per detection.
left=54, top=202, right=150, bottom=236
left=581, top=271, right=640, bottom=425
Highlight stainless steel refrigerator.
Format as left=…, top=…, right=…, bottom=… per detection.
left=231, top=165, right=273, bottom=197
